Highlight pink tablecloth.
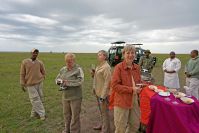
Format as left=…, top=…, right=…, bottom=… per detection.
left=147, top=94, right=199, bottom=133
left=140, top=85, right=166, bottom=125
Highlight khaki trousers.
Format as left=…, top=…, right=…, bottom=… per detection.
left=114, top=94, right=140, bottom=133
left=97, top=97, right=110, bottom=133
left=27, top=82, right=45, bottom=117
left=62, top=99, right=82, bottom=133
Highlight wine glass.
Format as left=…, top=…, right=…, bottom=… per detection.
left=90, top=64, right=96, bottom=78
left=91, top=64, right=95, bottom=71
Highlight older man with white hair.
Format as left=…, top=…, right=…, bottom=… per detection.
left=163, top=51, right=181, bottom=89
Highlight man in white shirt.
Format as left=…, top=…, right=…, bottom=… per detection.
left=163, top=51, right=181, bottom=89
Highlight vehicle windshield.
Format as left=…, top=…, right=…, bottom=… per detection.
left=117, top=47, right=123, bottom=54
left=136, top=48, right=145, bottom=55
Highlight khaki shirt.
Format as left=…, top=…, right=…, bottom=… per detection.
left=20, top=59, right=45, bottom=86
left=139, top=55, right=154, bottom=73
left=56, top=64, right=84, bottom=100
left=93, top=61, right=111, bottom=99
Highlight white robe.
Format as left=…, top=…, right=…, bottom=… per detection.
left=163, top=58, right=181, bottom=89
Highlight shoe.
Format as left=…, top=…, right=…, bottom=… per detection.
left=40, top=116, right=46, bottom=121
left=93, top=124, right=102, bottom=130
left=30, top=112, right=38, bottom=118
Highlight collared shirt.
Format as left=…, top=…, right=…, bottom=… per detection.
left=55, top=64, right=84, bottom=100
left=162, top=57, right=181, bottom=89
left=163, top=58, right=181, bottom=72
left=20, top=58, right=45, bottom=86
left=93, top=61, right=111, bottom=99
left=185, top=56, right=199, bottom=79
left=139, top=55, right=154, bottom=73
left=111, top=61, right=141, bottom=109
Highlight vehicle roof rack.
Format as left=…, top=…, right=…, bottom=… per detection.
left=111, top=41, right=126, bottom=46
left=126, top=43, right=143, bottom=45
left=111, top=41, right=126, bottom=44
left=126, top=43, right=143, bottom=48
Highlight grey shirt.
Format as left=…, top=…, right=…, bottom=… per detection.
left=56, top=64, right=84, bottom=100
left=185, top=56, right=199, bottom=79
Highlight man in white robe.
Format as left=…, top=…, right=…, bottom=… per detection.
left=163, top=52, right=181, bottom=89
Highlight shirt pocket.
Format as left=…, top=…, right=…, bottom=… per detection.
left=120, top=70, right=131, bottom=86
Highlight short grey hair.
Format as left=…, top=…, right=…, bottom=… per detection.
left=65, top=53, right=76, bottom=61
left=98, top=50, right=108, bottom=60
left=122, top=44, right=136, bottom=55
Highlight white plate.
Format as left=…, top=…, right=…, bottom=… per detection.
left=154, top=89, right=164, bottom=93
left=148, top=85, right=158, bottom=90
left=180, top=97, right=194, bottom=104
left=158, top=92, right=170, bottom=97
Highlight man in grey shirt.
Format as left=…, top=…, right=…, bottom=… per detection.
left=185, top=50, right=199, bottom=99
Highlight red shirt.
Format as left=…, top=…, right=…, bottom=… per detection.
left=111, top=61, right=141, bottom=109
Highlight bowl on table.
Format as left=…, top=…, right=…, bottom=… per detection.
left=174, top=92, right=186, bottom=98
left=158, top=91, right=170, bottom=97
left=180, top=97, right=194, bottom=104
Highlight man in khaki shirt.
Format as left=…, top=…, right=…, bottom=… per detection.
left=92, top=50, right=111, bottom=133
left=139, top=50, right=154, bottom=73
left=20, top=48, right=46, bottom=120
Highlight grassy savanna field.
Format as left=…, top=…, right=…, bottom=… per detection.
left=0, top=52, right=190, bottom=133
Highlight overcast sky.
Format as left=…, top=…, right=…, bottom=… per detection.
left=0, top=0, right=198, bottom=53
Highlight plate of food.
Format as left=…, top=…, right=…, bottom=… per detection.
left=180, top=97, right=194, bottom=104
left=154, top=89, right=164, bottom=93
left=175, top=92, right=186, bottom=98
left=148, top=85, right=158, bottom=90
left=158, top=91, right=170, bottom=97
